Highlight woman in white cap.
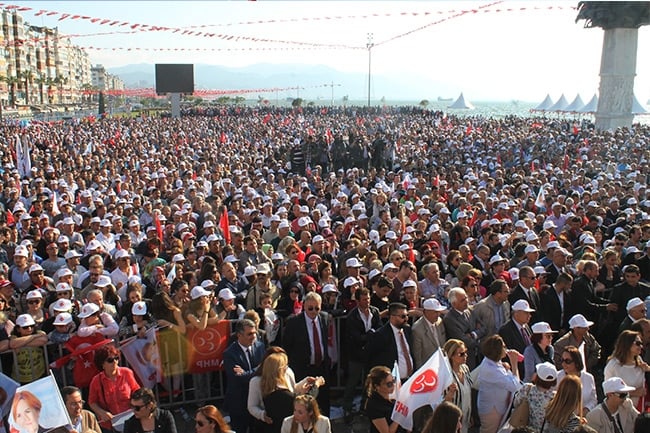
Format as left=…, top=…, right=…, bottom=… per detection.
left=10, top=314, right=48, bottom=384
left=119, top=301, right=157, bottom=339
left=77, top=302, right=119, bottom=338
left=523, top=322, right=558, bottom=382
left=585, top=377, right=639, bottom=433
left=215, top=288, right=245, bottom=321
left=24, top=290, right=46, bottom=330
left=512, top=362, right=557, bottom=432
left=605, top=330, right=650, bottom=409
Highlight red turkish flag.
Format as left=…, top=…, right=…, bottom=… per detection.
left=220, top=206, right=231, bottom=245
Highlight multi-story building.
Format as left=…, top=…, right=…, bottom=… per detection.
left=1, top=9, right=95, bottom=107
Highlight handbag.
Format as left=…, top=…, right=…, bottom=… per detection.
left=509, top=397, right=529, bottom=428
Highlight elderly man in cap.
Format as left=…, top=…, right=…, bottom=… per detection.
left=499, top=299, right=535, bottom=377
left=553, top=313, right=602, bottom=373
left=412, top=298, right=447, bottom=369
left=586, top=377, right=639, bottom=433
left=618, top=297, right=648, bottom=333
left=610, top=264, right=650, bottom=326
left=508, top=266, right=542, bottom=324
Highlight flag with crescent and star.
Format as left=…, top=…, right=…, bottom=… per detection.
left=391, top=349, right=453, bottom=430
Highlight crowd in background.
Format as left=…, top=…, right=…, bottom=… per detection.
left=1, top=106, right=650, bottom=433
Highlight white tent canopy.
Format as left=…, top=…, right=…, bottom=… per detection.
left=533, top=94, right=554, bottom=111
left=633, top=95, right=648, bottom=114
left=578, top=94, right=598, bottom=113
left=564, top=94, right=585, bottom=112
left=448, top=93, right=474, bottom=109
left=548, top=94, right=569, bottom=112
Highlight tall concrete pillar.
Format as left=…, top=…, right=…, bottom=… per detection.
left=595, top=28, right=638, bottom=130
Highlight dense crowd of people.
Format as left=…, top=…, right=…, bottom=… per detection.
left=1, top=105, right=650, bottom=433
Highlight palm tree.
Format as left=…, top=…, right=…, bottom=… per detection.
left=35, top=74, right=46, bottom=105
left=3, top=75, right=20, bottom=106
left=81, top=83, right=94, bottom=104
left=53, top=74, right=66, bottom=104
left=19, top=70, right=34, bottom=105
left=45, top=77, right=55, bottom=104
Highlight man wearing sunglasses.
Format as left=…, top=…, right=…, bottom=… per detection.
left=585, top=377, right=638, bottom=433
left=366, top=302, right=413, bottom=382
left=283, top=291, right=330, bottom=416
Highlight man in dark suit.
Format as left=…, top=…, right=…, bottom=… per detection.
left=572, top=260, right=617, bottom=326
left=342, top=288, right=382, bottom=422
left=544, top=248, right=571, bottom=286
left=366, top=302, right=413, bottom=381
left=443, top=287, right=480, bottom=369
left=540, top=272, right=574, bottom=334
left=283, top=291, right=331, bottom=415
left=508, top=266, right=542, bottom=324
left=499, top=299, right=535, bottom=377
left=223, top=319, right=266, bottom=433
left=618, top=297, right=648, bottom=333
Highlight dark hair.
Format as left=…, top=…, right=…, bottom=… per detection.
left=489, top=279, right=507, bottom=296
left=94, top=344, right=120, bottom=370
left=562, top=345, right=585, bottom=371
left=388, top=302, right=407, bottom=315
left=61, top=386, right=81, bottom=401
left=482, top=335, right=505, bottom=361
left=421, top=401, right=462, bottom=433
left=354, top=287, right=371, bottom=301
left=130, top=388, right=157, bottom=411
left=364, top=366, right=391, bottom=398
left=376, top=276, right=394, bottom=290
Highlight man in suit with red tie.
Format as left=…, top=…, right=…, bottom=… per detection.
left=498, top=299, right=535, bottom=377
left=366, top=302, right=414, bottom=381
left=283, top=291, right=331, bottom=415
left=223, top=319, right=266, bottom=433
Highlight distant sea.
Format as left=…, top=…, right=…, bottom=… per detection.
left=256, top=99, right=650, bottom=124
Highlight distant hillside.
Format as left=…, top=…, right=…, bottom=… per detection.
left=107, top=63, right=451, bottom=101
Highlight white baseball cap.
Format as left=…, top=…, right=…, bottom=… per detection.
left=568, top=314, right=594, bottom=329
left=131, top=301, right=148, bottom=315
left=602, top=377, right=635, bottom=394
left=530, top=322, right=558, bottom=334
left=16, top=314, right=36, bottom=328
left=218, top=288, right=236, bottom=300
left=346, top=258, right=362, bottom=268
left=52, top=299, right=72, bottom=312
left=535, top=362, right=558, bottom=381
left=53, top=312, right=73, bottom=326
left=190, top=286, right=212, bottom=300
left=322, top=284, right=339, bottom=294
left=78, top=302, right=100, bottom=318
left=626, top=297, right=645, bottom=312
left=512, top=299, right=535, bottom=312
left=422, top=298, right=447, bottom=311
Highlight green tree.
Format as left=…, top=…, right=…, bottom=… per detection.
left=419, top=99, right=429, bottom=108
left=292, top=98, right=303, bottom=108
left=1, top=75, right=19, bottom=106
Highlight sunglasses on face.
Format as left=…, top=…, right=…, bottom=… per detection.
left=392, top=314, right=408, bottom=319
left=307, top=306, right=320, bottom=311
left=617, top=393, right=628, bottom=399
left=634, top=340, right=644, bottom=346
left=561, top=358, right=574, bottom=364
left=456, top=351, right=468, bottom=357
left=104, top=357, right=119, bottom=363
left=130, top=403, right=147, bottom=411
left=385, top=381, right=395, bottom=387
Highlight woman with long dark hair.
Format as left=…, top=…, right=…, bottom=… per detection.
left=421, top=402, right=463, bottom=433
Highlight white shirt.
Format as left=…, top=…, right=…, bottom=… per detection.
left=390, top=323, right=413, bottom=379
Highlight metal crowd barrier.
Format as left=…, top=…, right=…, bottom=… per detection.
left=0, top=315, right=357, bottom=409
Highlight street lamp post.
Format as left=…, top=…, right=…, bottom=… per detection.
left=367, top=33, right=373, bottom=108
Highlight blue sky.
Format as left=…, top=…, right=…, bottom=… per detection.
left=15, top=1, right=650, bottom=102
